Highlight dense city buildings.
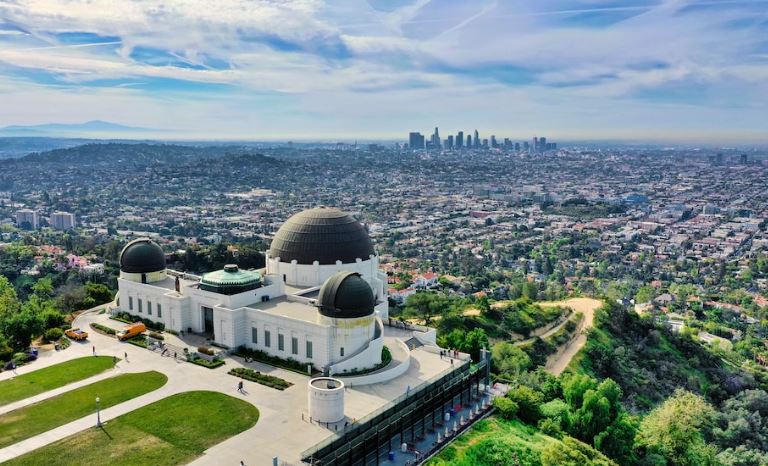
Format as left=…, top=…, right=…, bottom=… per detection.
left=406, top=128, right=558, bottom=154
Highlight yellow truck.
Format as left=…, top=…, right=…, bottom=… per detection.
left=117, top=322, right=147, bottom=341
left=65, top=327, right=89, bottom=341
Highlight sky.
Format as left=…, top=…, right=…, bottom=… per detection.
left=0, top=0, right=767, bottom=142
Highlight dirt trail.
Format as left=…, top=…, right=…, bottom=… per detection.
left=540, top=298, right=602, bottom=375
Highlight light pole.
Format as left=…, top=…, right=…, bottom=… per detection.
left=96, top=396, right=101, bottom=427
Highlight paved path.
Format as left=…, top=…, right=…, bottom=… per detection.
left=543, top=298, right=602, bottom=375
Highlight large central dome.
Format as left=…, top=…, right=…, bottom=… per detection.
left=269, top=207, right=374, bottom=265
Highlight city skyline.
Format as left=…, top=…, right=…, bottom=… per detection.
left=0, top=1, right=767, bottom=142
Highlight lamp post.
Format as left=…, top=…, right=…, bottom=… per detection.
left=96, top=396, right=101, bottom=427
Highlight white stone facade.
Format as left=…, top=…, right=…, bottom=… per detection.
left=116, top=268, right=384, bottom=372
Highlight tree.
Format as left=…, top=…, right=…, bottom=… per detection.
left=492, top=396, right=519, bottom=420
left=0, top=275, right=20, bottom=315
left=637, top=390, right=718, bottom=466
left=507, top=385, right=544, bottom=424
left=540, top=436, right=617, bottom=466
left=492, top=342, right=531, bottom=377
left=0, top=310, right=43, bottom=349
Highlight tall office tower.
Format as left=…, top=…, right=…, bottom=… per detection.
left=533, top=137, right=539, bottom=153
left=482, top=138, right=489, bottom=148
left=491, top=135, right=498, bottom=148
left=467, top=135, right=472, bottom=148
left=15, top=209, right=39, bottom=229
left=740, top=153, right=748, bottom=164
left=514, top=142, right=520, bottom=151
left=447, top=135, right=454, bottom=149
left=715, top=153, right=724, bottom=165
left=503, top=138, right=511, bottom=149
left=551, top=142, right=557, bottom=150
left=50, top=211, right=75, bottom=230
left=523, top=141, right=529, bottom=151
left=408, top=132, right=425, bottom=150
left=473, top=129, right=480, bottom=148
left=457, top=131, right=464, bottom=148
left=539, top=136, right=547, bottom=152
left=432, top=127, right=441, bottom=149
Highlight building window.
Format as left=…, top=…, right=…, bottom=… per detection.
left=251, top=327, right=258, bottom=344
left=340, top=347, right=344, bottom=357
left=157, top=304, right=162, bottom=318
left=306, top=341, right=313, bottom=359
left=291, top=337, right=298, bottom=355
left=147, top=301, right=152, bottom=316
left=264, top=330, right=271, bottom=348
left=138, top=299, right=143, bottom=313
left=128, top=296, right=133, bottom=311
left=278, top=334, right=285, bottom=351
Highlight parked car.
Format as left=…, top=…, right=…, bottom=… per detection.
left=65, top=328, right=89, bottom=341
left=117, top=322, right=147, bottom=341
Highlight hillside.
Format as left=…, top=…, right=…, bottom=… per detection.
left=427, top=416, right=616, bottom=466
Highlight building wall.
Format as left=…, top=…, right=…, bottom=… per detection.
left=117, top=268, right=381, bottom=371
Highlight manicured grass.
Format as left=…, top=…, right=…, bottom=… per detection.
left=0, top=356, right=116, bottom=407
left=0, top=371, right=167, bottom=449
left=6, top=391, right=260, bottom=466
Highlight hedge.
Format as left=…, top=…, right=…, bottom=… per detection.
left=90, top=323, right=116, bottom=335
left=126, top=335, right=148, bottom=348
left=233, top=346, right=318, bottom=375
left=228, top=367, right=292, bottom=390
left=190, top=358, right=225, bottom=369
left=111, top=311, right=165, bottom=331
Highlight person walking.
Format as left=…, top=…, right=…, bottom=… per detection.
left=237, top=380, right=244, bottom=393
left=124, top=351, right=128, bottom=362
left=92, top=345, right=95, bottom=355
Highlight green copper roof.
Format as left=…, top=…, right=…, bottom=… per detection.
left=200, top=265, right=262, bottom=295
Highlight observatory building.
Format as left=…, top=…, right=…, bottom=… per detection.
left=115, top=207, right=389, bottom=373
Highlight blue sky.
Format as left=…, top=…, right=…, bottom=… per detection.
left=0, top=0, right=766, bottom=142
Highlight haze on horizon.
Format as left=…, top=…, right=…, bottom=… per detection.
left=0, top=0, right=767, bottom=143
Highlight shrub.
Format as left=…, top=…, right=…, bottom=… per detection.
left=165, top=329, right=179, bottom=336
left=228, top=367, right=292, bottom=390
left=12, top=352, right=28, bottom=365
left=57, top=337, right=71, bottom=350
left=234, top=345, right=318, bottom=375
left=337, top=346, right=392, bottom=376
left=127, top=335, right=147, bottom=348
left=148, top=331, right=164, bottom=340
left=0, top=345, right=13, bottom=362
left=111, top=311, right=164, bottom=331
left=190, top=358, right=225, bottom=369
left=44, top=327, right=64, bottom=342
left=198, top=346, right=215, bottom=356
left=493, top=396, right=519, bottom=420
left=90, top=323, right=116, bottom=335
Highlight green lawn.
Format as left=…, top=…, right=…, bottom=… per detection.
left=0, top=371, right=167, bottom=449
left=0, top=356, right=117, bottom=407
left=6, top=391, right=260, bottom=466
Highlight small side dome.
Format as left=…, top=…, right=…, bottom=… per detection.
left=119, top=238, right=166, bottom=274
left=317, top=272, right=375, bottom=319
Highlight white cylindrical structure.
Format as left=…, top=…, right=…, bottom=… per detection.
left=308, top=377, right=345, bottom=423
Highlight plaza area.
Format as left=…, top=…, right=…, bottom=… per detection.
left=0, top=307, right=460, bottom=466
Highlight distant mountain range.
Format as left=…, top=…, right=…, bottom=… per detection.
left=0, top=120, right=159, bottom=137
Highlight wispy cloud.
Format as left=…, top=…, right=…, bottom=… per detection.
left=0, top=0, right=766, bottom=141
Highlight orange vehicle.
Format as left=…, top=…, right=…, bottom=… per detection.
left=65, top=327, right=88, bottom=341
left=117, top=322, right=147, bottom=341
